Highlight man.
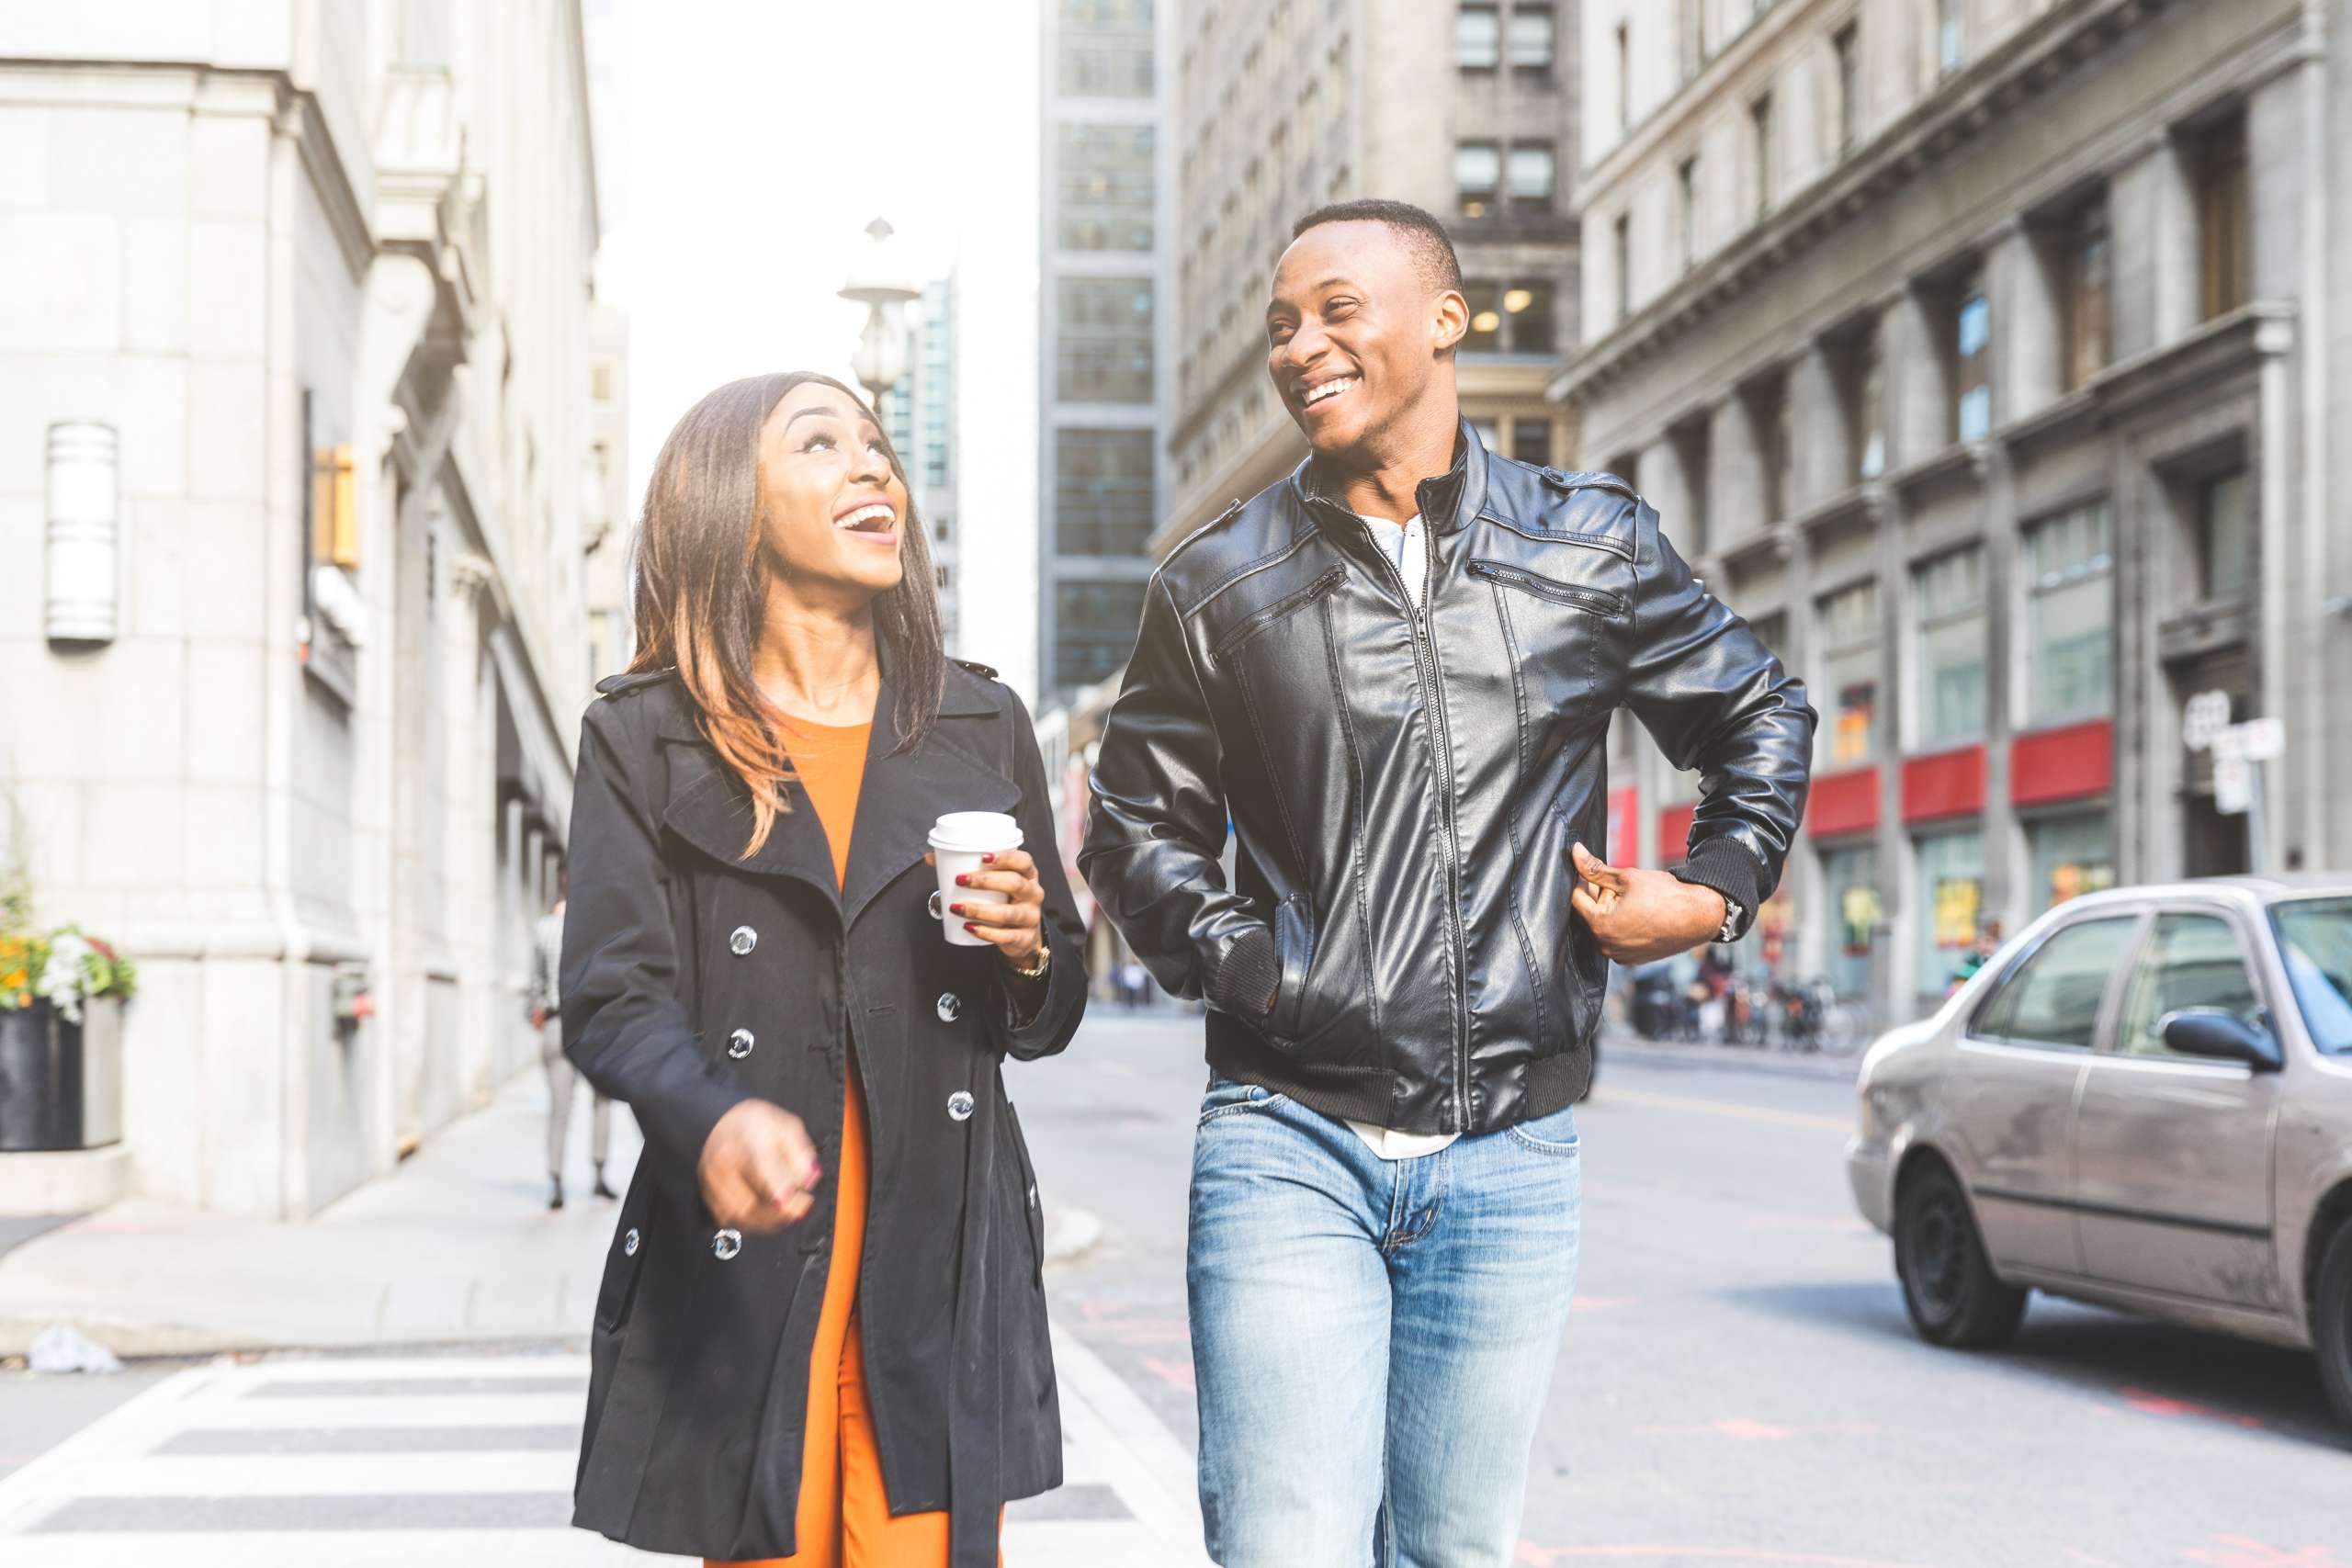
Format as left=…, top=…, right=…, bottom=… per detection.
left=532, top=892, right=616, bottom=1211
left=1080, top=200, right=1814, bottom=1566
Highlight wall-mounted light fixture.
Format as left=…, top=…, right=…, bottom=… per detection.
left=46, top=420, right=119, bottom=646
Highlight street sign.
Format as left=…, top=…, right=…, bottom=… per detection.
left=2214, top=755, right=2252, bottom=816
left=2182, top=690, right=2233, bottom=753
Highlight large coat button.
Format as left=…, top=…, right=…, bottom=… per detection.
left=946, top=1090, right=976, bottom=1122
left=712, top=1228, right=742, bottom=1260
left=935, top=991, right=963, bottom=1023
left=727, top=1028, right=754, bottom=1059
left=729, top=925, right=758, bottom=956
left=622, top=1227, right=640, bottom=1257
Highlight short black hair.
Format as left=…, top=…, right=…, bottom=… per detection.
left=1290, top=198, right=1464, bottom=295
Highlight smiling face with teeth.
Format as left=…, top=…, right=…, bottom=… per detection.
left=1265, top=218, right=1469, bottom=476
left=752, top=379, right=912, bottom=605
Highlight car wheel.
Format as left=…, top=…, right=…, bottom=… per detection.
left=1895, top=1161, right=2028, bottom=1349
left=2318, top=1221, right=2352, bottom=1434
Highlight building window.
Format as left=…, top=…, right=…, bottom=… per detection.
left=1833, top=22, right=1860, bottom=155
left=1471, top=419, right=1502, bottom=452
left=1054, top=580, right=1151, bottom=688
left=1505, top=280, right=1554, bottom=352
left=1937, top=0, right=1965, bottom=78
left=1464, top=280, right=1503, bottom=351
left=1916, top=827, right=1984, bottom=999
left=1456, top=141, right=1500, bottom=217
left=1746, top=373, right=1792, bottom=524
left=1815, top=579, right=1880, bottom=768
left=1511, top=418, right=1553, bottom=466
left=1456, top=4, right=1499, bottom=70
left=1821, top=843, right=1881, bottom=999
left=1612, top=214, right=1632, bottom=323
left=1057, top=124, right=1157, bottom=252
left=1616, top=22, right=1632, bottom=133
left=1679, top=0, right=1710, bottom=80
left=1509, top=4, right=1555, bottom=75
left=1508, top=141, right=1555, bottom=215
left=1054, top=429, right=1156, bottom=557
left=1838, top=316, right=1885, bottom=483
left=1058, top=0, right=1154, bottom=96
left=1677, top=154, right=1700, bottom=271
left=2198, top=469, right=2252, bottom=601
left=2064, top=202, right=2111, bottom=391
left=1054, top=276, right=1155, bottom=403
left=1912, top=545, right=1987, bottom=747
left=2022, top=502, right=2113, bottom=724
left=1953, top=267, right=1991, bottom=442
left=1669, top=415, right=1711, bottom=551
left=1750, top=92, right=1774, bottom=217
left=2196, top=115, right=2251, bottom=321
left=590, top=364, right=613, bottom=402
left=2030, top=813, right=2115, bottom=913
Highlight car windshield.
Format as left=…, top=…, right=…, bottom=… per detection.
left=2271, top=897, right=2352, bottom=1055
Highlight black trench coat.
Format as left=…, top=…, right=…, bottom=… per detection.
left=559, top=659, right=1088, bottom=1564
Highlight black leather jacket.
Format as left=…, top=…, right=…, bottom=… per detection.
left=1080, top=423, right=1815, bottom=1134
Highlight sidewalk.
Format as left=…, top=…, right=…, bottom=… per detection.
left=0, top=1070, right=1101, bottom=1359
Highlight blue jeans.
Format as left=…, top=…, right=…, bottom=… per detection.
left=1187, top=1077, right=1583, bottom=1568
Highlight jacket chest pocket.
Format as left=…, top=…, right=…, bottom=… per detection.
left=1202, top=565, right=1351, bottom=877
left=1467, top=558, right=1627, bottom=731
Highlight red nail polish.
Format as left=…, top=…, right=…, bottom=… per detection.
left=950, top=903, right=965, bottom=916
left=982, top=852, right=996, bottom=863
left=964, top=922, right=978, bottom=933
left=956, top=874, right=969, bottom=886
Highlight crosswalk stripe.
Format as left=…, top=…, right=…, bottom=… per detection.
left=0, top=1345, right=1213, bottom=1565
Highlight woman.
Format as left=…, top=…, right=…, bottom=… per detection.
left=560, top=372, right=1088, bottom=1566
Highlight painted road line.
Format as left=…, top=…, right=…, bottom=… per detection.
left=1595, top=1086, right=1853, bottom=1132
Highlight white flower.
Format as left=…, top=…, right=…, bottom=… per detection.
left=36, top=931, right=94, bottom=1025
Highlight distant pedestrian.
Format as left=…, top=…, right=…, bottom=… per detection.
left=532, top=893, right=614, bottom=1211
left=560, top=372, right=1087, bottom=1567
left=1082, top=201, right=1814, bottom=1566
left=1120, top=958, right=1149, bottom=1009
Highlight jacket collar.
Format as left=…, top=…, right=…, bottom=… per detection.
left=1289, top=416, right=1489, bottom=537
left=652, top=658, right=1015, bottom=929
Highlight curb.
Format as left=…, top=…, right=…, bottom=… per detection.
left=1599, top=1032, right=1865, bottom=1083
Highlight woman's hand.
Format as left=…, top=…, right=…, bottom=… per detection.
left=928, top=848, right=1049, bottom=971
left=698, top=1100, right=821, bottom=1233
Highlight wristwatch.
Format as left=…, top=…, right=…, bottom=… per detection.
left=1716, top=896, right=1746, bottom=944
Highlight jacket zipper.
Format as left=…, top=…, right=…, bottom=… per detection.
left=1468, top=559, right=1626, bottom=617
left=1357, top=505, right=1473, bottom=1134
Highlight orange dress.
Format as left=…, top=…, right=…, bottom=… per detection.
left=709, top=716, right=982, bottom=1568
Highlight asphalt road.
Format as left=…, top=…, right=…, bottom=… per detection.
left=6, top=1009, right=2346, bottom=1566
left=1010, top=1010, right=2352, bottom=1568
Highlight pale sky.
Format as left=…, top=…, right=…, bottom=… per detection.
left=592, top=0, right=1043, bottom=529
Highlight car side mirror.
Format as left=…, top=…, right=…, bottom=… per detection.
left=2159, top=1008, right=2281, bottom=1071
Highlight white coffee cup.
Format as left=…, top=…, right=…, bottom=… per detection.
left=928, top=811, right=1024, bottom=947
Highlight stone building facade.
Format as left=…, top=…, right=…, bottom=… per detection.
left=0, top=0, right=616, bottom=1215
left=1161, top=0, right=1581, bottom=547
left=1559, top=0, right=2351, bottom=1021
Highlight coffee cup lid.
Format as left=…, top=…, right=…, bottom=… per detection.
left=928, top=811, right=1023, bottom=852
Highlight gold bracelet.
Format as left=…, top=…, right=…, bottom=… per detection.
left=1009, top=942, right=1052, bottom=981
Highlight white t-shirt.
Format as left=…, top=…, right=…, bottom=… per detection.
left=1340, top=513, right=1462, bottom=1161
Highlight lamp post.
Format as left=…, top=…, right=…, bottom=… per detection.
left=839, top=216, right=921, bottom=407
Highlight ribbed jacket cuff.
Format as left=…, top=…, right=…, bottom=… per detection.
left=1671, top=837, right=1770, bottom=941
left=1206, top=925, right=1279, bottom=1021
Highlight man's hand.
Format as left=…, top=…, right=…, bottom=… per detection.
left=698, top=1100, right=821, bottom=1235
left=1569, top=841, right=1727, bottom=964
left=531, top=1007, right=548, bottom=1031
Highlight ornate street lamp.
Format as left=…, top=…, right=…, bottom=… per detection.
left=839, top=216, right=921, bottom=406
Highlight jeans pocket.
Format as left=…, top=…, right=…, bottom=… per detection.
left=1505, top=1102, right=1581, bottom=1156
left=1197, top=1077, right=1286, bottom=1126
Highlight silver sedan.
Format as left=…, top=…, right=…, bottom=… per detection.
left=1847, top=875, right=2352, bottom=1429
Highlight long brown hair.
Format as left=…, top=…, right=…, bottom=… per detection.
left=627, top=371, right=944, bottom=856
